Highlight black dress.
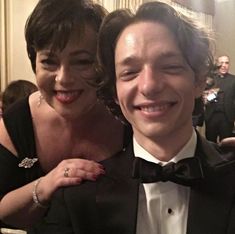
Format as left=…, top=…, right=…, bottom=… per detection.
left=0, top=97, right=44, bottom=229
left=0, top=96, right=132, bottom=232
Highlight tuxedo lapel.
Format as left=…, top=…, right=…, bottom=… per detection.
left=187, top=134, right=234, bottom=234
left=96, top=144, right=139, bottom=234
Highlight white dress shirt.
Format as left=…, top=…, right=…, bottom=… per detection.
left=134, top=130, right=197, bottom=234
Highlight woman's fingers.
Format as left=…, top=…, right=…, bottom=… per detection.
left=40, top=158, right=105, bottom=201
left=220, top=137, right=235, bottom=152
left=55, top=159, right=105, bottom=186
left=220, top=137, right=235, bottom=147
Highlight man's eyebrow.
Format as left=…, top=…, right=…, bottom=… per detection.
left=116, top=56, right=138, bottom=67
left=116, top=51, right=183, bottom=66
left=157, top=52, right=183, bottom=60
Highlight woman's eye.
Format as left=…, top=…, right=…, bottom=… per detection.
left=72, top=59, right=94, bottom=67
left=39, top=58, right=58, bottom=71
left=41, top=58, right=57, bottom=66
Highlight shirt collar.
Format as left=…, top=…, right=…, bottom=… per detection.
left=133, top=130, right=197, bottom=165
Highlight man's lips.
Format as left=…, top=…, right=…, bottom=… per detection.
left=55, top=90, right=83, bottom=104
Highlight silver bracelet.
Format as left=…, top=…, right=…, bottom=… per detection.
left=32, top=178, right=48, bottom=209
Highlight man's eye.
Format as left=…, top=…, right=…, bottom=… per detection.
left=119, top=70, right=139, bottom=81
left=163, top=65, right=184, bottom=73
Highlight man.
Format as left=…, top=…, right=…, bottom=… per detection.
left=42, top=2, right=235, bottom=234
left=204, top=55, right=235, bottom=142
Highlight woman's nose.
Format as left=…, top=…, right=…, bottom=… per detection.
left=55, top=65, right=75, bottom=84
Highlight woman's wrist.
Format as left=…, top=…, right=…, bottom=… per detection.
left=32, top=178, right=49, bottom=209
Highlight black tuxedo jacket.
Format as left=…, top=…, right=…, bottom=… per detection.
left=36, top=134, right=235, bottom=234
left=205, top=73, right=235, bottom=122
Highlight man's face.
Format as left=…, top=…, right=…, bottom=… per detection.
left=217, top=56, right=229, bottom=75
left=114, top=21, right=204, bottom=148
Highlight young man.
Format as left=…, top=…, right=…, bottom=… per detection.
left=43, top=2, right=235, bottom=234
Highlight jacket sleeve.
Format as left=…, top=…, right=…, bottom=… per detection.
left=29, top=189, right=74, bottom=234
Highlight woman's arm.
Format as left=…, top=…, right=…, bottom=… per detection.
left=0, top=158, right=104, bottom=228
left=0, top=119, right=104, bottom=228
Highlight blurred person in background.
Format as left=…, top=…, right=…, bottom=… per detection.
left=204, top=55, right=235, bottom=142
left=2, top=80, right=38, bottom=112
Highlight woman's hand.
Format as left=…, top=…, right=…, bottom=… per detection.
left=220, top=137, right=235, bottom=148
left=36, top=159, right=105, bottom=204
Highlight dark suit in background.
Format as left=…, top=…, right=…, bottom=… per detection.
left=205, top=73, right=235, bottom=142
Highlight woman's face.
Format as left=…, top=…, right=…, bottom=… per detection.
left=35, top=25, right=98, bottom=119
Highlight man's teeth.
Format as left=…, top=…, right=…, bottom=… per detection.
left=141, top=104, right=170, bottom=112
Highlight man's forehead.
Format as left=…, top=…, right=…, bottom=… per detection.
left=218, top=56, right=229, bottom=63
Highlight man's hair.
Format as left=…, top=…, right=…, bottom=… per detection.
left=216, top=55, right=230, bottom=63
left=25, top=0, right=107, bottom=73
left=2, top=80, right=38, bottom=111
left=97, top=1, right=214, bottom=122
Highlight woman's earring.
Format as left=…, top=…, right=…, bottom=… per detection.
left=55, top=76, right=60, bottom=82
left=37, top=93, right=44, bottom=107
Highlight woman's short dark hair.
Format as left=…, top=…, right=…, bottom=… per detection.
left=25, top=0, right=107, bottom=73
left=97, top=1, right=214, bottom=122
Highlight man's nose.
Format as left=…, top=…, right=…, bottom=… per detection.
left=138, top=66, right=164, bottom=98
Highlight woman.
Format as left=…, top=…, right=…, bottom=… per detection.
left=0, top=0, right=128, bottom=231
left=0, top=92, right=2, bottom=119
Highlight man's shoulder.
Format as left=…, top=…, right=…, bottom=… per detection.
left=226, top=73, right=235, bottom=80
left=62, top=143, right=134, bottom=195
left=101, top=143, right=133, bottom=169
left=197, top=135, right=235, bottom=194
left=197, top=134, right=235, bottom=170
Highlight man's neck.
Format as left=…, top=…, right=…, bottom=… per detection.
left=133, top=127, right=195, bottom=162
left=218, top=72, right=227, bottom=78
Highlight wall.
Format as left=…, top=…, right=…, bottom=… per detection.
left=0, top=0, right=37, bottom=91
left=214, top=0, right=235, bottom=73
left=174, top=0, right=214, bottom=15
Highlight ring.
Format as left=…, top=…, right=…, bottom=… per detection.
left=64, top=167, right=70, bottom=177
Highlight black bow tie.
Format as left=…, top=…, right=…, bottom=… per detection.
left=132, top=157, right=204, bottom=186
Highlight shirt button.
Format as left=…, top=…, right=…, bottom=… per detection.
left=168, top=208, right=173, bottom=214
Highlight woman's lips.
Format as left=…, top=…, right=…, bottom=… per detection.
left=55, top=90, right=83, bottom=104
